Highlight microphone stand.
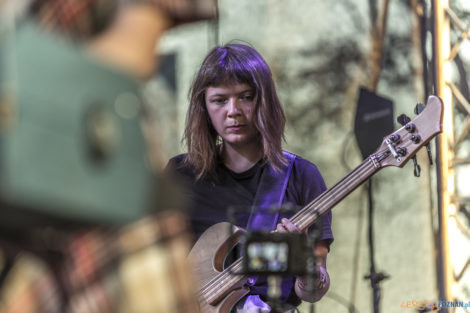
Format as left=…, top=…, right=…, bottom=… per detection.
left=364, top=178, right=389, bottom=313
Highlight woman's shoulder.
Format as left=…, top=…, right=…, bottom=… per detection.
left=166, top=153, right=193, bottom=175
left=166, top=153, right=201, bottom=184
left=284, top=151, right=322, bottom=175
left=283, top=151, right=327, bottom=204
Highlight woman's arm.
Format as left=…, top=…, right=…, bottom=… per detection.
left=294, top=240, right=330, bottom=302
left=276, top=218, right=330, bottom=303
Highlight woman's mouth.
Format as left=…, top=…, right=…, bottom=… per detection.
left=227, top=125, right=245, bottom=131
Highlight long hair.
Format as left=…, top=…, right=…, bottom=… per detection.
left=183, top=43, right=286, bottom=180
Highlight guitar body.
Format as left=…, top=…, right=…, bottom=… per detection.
left=188, top=222, right=250, bottom=313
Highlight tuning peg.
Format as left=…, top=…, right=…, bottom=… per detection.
left=414, top=102, right=425, bottom=115
left=389, top=134, right=401, bottom=143
left=397, top=114, right=411, bottom=126
left=397, top=113, right=421, bottom=175
left=398, top=106, right=421, bottom=176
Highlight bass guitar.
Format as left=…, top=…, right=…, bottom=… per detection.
left=188, top=95, right=444, bottom=313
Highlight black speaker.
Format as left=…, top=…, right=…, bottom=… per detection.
left=354, top=88, right=394, bottom=159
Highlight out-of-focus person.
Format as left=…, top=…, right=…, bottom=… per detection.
left=0, top=1, right=216, bottom=312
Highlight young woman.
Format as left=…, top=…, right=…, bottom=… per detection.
left=167, top=43, right=333, bottom=312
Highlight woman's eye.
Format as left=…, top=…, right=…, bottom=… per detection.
left=212, top=98, right=225, bottom=104
left=241, top=95, right=254, bottom=101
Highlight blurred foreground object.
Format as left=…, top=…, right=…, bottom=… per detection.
left=0, top=0, right=217, bottom=228
left=0, top=0, right=217, bottom=312
left=0, top=211, right=200, bottom=313
left=28, top=0, right=217, bottom=40
left=0, top=20, right=172, bottom=226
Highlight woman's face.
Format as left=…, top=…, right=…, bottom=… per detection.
left=205, top=83, right=259, bottom=148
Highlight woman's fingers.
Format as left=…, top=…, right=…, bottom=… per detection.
left=276, top=218, right=300, bottom=233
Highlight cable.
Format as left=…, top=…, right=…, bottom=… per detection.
left=341, top=131, right=356, bottom=172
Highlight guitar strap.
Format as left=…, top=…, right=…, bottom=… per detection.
left=247, top=151, right=296, bottom=231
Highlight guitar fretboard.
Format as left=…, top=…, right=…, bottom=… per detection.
left=291, top=153, right=386, bottom=231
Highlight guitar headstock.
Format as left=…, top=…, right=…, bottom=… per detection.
left=373, top=95, right=443, bottom=168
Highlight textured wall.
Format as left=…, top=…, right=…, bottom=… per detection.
left=146, top=1, right=440, bottom=312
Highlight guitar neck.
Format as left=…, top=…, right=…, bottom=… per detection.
left=290, top=154, right=383, bottom=232
left=289, top=95, right=444, bottom=232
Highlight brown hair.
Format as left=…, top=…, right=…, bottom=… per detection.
left=183, top=43, right=286, bottom=180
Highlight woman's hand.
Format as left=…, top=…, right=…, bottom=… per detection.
left=275, top=218, right=300, bottom=233
left=275, top=218, right=330, bottom=303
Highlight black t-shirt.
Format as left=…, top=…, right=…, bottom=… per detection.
left=166, top=153, right=334, bottom=306
left=224, top=160, right=262, bottom=198
left=167, top=153, right=333, bottom=243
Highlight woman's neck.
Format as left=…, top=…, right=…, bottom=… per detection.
left=222, top=142, right=263, bottom=173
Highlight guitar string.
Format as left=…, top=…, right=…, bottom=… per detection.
left=291, top=159, right=377, bottom=230
left=296, top=118, right=431, bottom=231
left=200, top=156, right=380, bottom=300
left=203, top=142, right=425, bottom=302
left=200, top=155, right=379, bottom=301
left=201, top=146, right=413, bottom=301
left=201, top=132, right=432, bottom=302
left=200, top=258, right=246, bottom=302
left=292, top=142, right=408, bottom=230
left=293, top=146, right=394, bottom=229
left=290, top=126, right=433, bottom=249
left=199, top=160, right=375, bottom=303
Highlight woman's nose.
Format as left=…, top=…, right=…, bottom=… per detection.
left=227, top=98, right=241, bottom=116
